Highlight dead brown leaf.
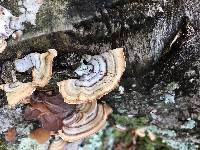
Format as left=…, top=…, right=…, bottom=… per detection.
left=29, top=128, right=51, bottom=144
left=25, top=92, right=75, bottom=131
left=5, top=128, right=17, bottom=142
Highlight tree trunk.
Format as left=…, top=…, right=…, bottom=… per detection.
left=0, top=0, right=200, bottom=149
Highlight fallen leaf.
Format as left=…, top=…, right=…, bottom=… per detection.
left=29, top=128, right=51, bottom=144
left=25, top=92, right=75, bottom=131
left=5, top=128, right=17, bottom=142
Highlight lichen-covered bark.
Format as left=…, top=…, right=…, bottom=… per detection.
left=0, top=0, right=200, bottom=149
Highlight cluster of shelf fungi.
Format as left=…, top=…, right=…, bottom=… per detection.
left=0, top=47, right=126, bottom=148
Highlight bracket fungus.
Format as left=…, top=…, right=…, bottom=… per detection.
left=15, top=49, right=57, bottom=87
left=0, top=49, right=57, bottom=106
left=0, top=82, right=35, bottom=106
left=58, top=101, right=112, bottom=142
left=48, top=138, right=82, bottom=150
left=58, top=48, right=126, bottom=104
left=48, top=138, right=67, bottom=150
left=32, top=49, right=57, bottom=87
left=25, top=92, right=112, bottom=142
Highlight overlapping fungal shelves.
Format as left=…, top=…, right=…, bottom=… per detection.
left=0, top=49, right=57, bottom=106
left=58, top=101, right=112, bottom=142
left=15, top=49, right=57, bottom=87
left=0, top=47, right=124, bottom=143
left=58, top=48, right=126, bottom=104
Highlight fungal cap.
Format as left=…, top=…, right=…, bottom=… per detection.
left=0, top=82, right=36, bottom=106
left=48, top=139, right=67, bottom=150
left=58, top=101, right=112, bottom=142
left=58, top=48, right=126, bottom=104
left=14, top=53, right=41, bottom=73
left=32, top=49, right=57, bottom=87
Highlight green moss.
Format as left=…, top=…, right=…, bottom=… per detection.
left=112, top=129, right=132, bottom=145
left=102, top=128, right=171, bottom=150
left=81, top=124, right=107, bottom=150
left=25, top=0, right=69, bottom=33
left=137, top=136, right=172, bottom=150
left=111, top=114, right=149, bottom=128
left=0, top=140, right=7, bottom=150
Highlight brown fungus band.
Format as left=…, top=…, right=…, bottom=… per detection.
left=58, top=48, right=126, bottom=104
left=14, top=49, right=57, bottom=87
left=0, top=49, right=57, bottom=106
left=58, top=101, right=112, bottom=142
left=0, top=82, right=36, bottom=106
left=48, top=138, right=67, bottom=150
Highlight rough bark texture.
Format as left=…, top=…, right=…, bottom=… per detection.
left=0, top=0, right=200, bottom=149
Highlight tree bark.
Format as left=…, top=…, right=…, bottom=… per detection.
left=0, top=0, right=200, bottom=149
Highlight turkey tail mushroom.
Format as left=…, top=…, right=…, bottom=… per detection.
left=32, top=49, right=57, bottom=87
left=58, top=48, right=126, bottom=104
left=48, top=138, right=67, bottom=150
left=14, top=49, right=57, bottom=87
left=0, top=82, right=36, bottom=106
left=0, top=49, right=57, bottom=106
left=58, top=101, right=112, bottom=142
left=48, top=138, right=82, bottom=150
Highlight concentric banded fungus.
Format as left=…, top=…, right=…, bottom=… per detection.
left=49, top=138, right=82, bottom=150
left=0, top=82, right=35, bottom=106
left=58, top=101, right=112, bottom=142
left=32, top=49, right=57, bottom=87
left=58, top=48, right=126, bottom=104
left=48, top=138, right=67, bottom=150
left=14, top=53, right=41, bottom=72
left=15, top=49, right=57, bottom=87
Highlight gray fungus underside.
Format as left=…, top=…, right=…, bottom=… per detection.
left=0, top=0, right=200, bottom=147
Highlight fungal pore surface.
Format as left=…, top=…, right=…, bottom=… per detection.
left=58, top=48, right=126, bottom=104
